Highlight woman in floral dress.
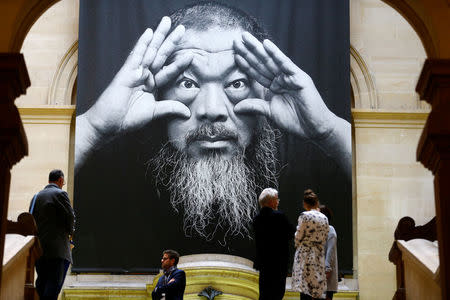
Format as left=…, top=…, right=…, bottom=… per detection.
left=292, top=189, right=329, bottom=300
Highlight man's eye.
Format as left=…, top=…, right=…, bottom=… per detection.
left=228, top=80, right=247, bottom=89
left=179, top=79, right=198, bottom=89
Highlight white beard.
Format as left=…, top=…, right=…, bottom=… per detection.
left=148, top=120, right=278, bottom=240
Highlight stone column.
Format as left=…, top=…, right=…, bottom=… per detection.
left=416, top=59, right=450, bottom=300
left=0, top=53, right=30, bottom=289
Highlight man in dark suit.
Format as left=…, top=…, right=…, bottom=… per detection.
left=29, top=169, right=75, bottom=300
left=152, top=249, right=186, bottom=300
left=253, top=188, right=296, bottom=300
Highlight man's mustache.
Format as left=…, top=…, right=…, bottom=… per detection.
left=185, top=123, right=239, bottom=145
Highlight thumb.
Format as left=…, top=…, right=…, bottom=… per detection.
left=153, top=100, right=191, bottom=120
left=234, top=98, right=271, bottom=117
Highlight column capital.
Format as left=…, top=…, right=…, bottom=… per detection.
left=416, top=59, right=450, bottom=173
left=0, top=53, right=30, bottom=103
left=416, top=59, right=450, bottom=105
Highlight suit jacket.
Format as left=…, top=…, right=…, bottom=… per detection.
left=30, top=183, right=75, bottom=263
left=253, top=207, right=295, bottom=275
left=152, top=268, right=186, bottom=300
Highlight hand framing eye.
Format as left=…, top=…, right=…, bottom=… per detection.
left=232, top=31, right=351, bottom=178
left=84, top=17, right=194, bottom=139
left=233, top=31, right=337, bottom=140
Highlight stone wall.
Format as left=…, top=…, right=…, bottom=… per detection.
left=353, top=110, right=434, bottom=299
left=8, top=0, right=436, bottom=299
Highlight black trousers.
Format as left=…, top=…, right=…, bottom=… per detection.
left=258, top=270, right=286, bottom=300
left=35, top=257, right=70, bottom=300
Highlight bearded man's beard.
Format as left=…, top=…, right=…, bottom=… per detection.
left=148, top=119, right=278, bottom=240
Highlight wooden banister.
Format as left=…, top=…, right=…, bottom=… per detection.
left=4, top=213, right=41, bottom=300
left=389, top=216, right=437, bottom=300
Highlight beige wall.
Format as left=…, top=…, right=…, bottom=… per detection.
left=353, top=111, right=434, bottom=299
left=8, top=0, right=436, bottom=299
left=9, top=107, right=74, bottom=221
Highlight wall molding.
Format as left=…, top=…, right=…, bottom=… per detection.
left=18, top=105, right=75, bottom=124
left=47, top=40, right=78, bottom=105
left=350, top=46, right=379, bottom=109
left=17, top=106, right=429, bottom=128
left=352, top=109, right=429, bottom=129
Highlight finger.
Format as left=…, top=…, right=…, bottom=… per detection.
left=234, top=54, right=272, bottom=87
left=234, top=98, right=271, bottom=117
left=269, top=77, right=288, bottom=93
left=151, top=25, right=186, bottom=72
left=143, top=70, right=155, bottom=92
left=241, top=32, right=279, bottom=75
left=233, top=39, right=274, bottom=79
left=263, top=39, right=299, bottom=76
left=134, top=66, right=150, bottom=85
left=142, top=16, right=172, bottom=68
left=124, top=28, right=154, bottom=69
left=154, top=53, right=193, bottom=88
left=153, top=100, right=191, bottom=120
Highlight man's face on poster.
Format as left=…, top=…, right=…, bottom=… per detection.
left=151, top=26, right=277, bottom=239
left=159, top=27, right=264, bottom=158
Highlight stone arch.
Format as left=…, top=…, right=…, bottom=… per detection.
left=9, top=0, right=60, bottom=52
left=350, top=45, right=379, bottom=109
left=9, top=1, right=435, bottom=56
left=14, top=1, right=434, bottom=110
left=47, top=40, right=78, bottom=105
left=381, top=0, right=436, bottom=58
left=8, top=1, right=435, bottom=58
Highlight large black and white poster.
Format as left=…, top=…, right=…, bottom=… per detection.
left=74, top=0, right=352, bottom=273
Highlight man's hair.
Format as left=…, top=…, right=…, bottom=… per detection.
left=319, top=204, right=333, bottom=223
left=163, top=249, right=180, bottom=265
left=49, top=169, right=64, bottom=182
left=169, top=1, right=270, bottom=41
left=303, top=189, right=319, bottom=207
left=258, top=188, right=278, bottom=207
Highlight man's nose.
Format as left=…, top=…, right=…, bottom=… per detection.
left=194, top=85, right=229, bottom=122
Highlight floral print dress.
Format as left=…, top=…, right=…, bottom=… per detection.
left=291, top=210, right=329, bottom=298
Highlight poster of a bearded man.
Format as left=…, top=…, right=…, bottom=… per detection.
left=73, top=0, right=351, bottom=273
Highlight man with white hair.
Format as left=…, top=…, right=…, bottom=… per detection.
left=253, top=188, right=295, bottom=300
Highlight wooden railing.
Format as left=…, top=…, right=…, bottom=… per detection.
left=389, top=216, right=439, bottom=300
left=2, top=213, right=41, bottom=300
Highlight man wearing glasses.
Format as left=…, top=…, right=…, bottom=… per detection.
left=152, top=250, right=186, bottom=300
